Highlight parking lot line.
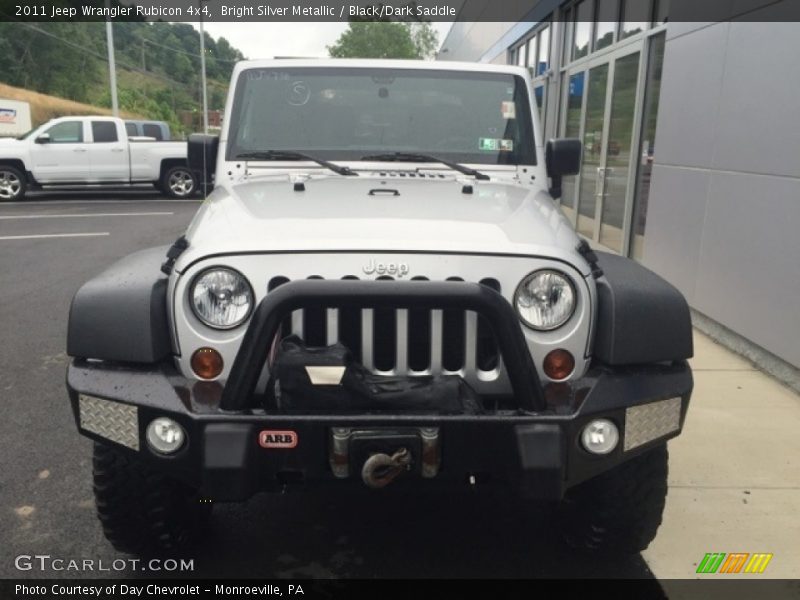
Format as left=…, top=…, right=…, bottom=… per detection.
left=0, top=212, right=174, bottom=220
left=0, top=232, right=110, bottom=241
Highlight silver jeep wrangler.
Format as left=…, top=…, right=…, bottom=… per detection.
left=66, top=59, right=693, bottom=555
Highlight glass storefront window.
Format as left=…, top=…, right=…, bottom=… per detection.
left=621, top=0, right=651, bottom=38
left=594, top=0, right=618, bottom=51
left=577, top=63, right=609, bottom=238
left=599, top=52, right=641, bottom=253
left=630, top=33, right=665, bottom=260
left=537, top=26, right=550, bottom=75
left=507, top=2, right=666, bottom=252
left=563, top=8, right=573, bottom=61
left=526, top=36, right=537, bottom=73
left=560, top=71, right=585, bottom=220
left=573, top=1, right=592, bottom=60
left=565, top=73, right=585, bottom=136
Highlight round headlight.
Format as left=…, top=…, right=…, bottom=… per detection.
left=190, top=267, right=253, bottom=329
left=514, top=269, right=576, bottom=331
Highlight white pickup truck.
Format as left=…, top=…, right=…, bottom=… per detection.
left=0, top=116, right=193, bottom=201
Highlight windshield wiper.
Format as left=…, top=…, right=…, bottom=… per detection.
left=234, top=150, right=358, bottom=176
left=360, top=152, right=490, bottom=181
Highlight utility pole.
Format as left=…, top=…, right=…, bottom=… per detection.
left=199, top=1, right=209, bottom=133
left=105, top=3, right=119, bottom=117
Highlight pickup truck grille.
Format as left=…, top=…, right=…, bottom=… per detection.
left=267, top=276, right=505, bottom=387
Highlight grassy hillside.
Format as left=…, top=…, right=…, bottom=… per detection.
left=0, top=82, right=141, bottom=128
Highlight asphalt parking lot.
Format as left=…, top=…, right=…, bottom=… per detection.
left=0, top=192, right=797, bottom=587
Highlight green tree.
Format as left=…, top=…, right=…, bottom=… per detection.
left=172, top=54, right=194, bottom=85
left=408, top=22, right=439, bottom=59
left=328, top=21, right=439, bottom=59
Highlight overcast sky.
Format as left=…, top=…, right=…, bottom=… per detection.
left=191, top=22, right=452, bottom=59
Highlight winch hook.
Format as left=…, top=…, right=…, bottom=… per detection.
left=361, top=448, right=411, bottom=489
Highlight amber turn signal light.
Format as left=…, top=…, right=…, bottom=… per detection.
left=543, top=349, right=575, bottom=380
left=191, top=347, right=224, bottom=380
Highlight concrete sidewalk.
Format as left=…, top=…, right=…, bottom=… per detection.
left=643, top=331, right=800, bottom=579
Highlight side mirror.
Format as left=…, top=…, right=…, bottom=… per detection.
left=35, top=133, right=51, bottom=144
left=545, top=138, right=582, bottom=198
left=188, top=133, right=219, bottom=195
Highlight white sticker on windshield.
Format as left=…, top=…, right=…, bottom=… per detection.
left=479, top=138, right=498, bottom=151
left=501, top=101, right=516, bottom=119
left=499, top=139, right=514, bottom=152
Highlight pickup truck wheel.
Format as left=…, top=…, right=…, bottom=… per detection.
left=0, top=166, right=25, bottom=201
left=556, top=443, right=668, bottom=554
left=92, top=443, right=211, bottom=555
left=161, top=166, right=196, bottom=199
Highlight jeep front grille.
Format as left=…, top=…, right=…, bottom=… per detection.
left=267, top=276, right=506, bottom=391
left=173, top=253, right=594, bottom=394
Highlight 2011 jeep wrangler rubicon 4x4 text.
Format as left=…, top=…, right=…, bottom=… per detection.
left=66, top=59, right=693, bottom=556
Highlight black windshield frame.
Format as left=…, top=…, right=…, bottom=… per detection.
left=226, top=67, right=537, bottom=166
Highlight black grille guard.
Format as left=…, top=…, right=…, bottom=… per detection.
left=220, top=280, right=546, bottom=412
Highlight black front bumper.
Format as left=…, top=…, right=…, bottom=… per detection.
left=67, top=359, right=692, bottom=501
left=66, top=280, right=693, bottom=501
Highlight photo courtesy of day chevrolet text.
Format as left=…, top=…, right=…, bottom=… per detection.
left=15, top=584, right=303, bottom=597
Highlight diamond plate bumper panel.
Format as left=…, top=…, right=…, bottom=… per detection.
left=624, top=396, right=681, bottom=452
left=78, top=394, right=139, bottom=450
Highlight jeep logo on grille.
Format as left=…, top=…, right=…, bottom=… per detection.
left=363, top=258, right=409, bottom=278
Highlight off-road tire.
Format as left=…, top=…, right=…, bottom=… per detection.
left=0, top=165, right=26, bottom=201
left=160, top=165, right=196, bottom=199
left=92, top=442, right=211, bottom=555
left=557, top=444, right=668, bottom=554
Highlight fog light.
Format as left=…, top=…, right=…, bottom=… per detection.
left=543, top=349, right=575, bottom=380
left=146, top=417, right=186, bottom=454
left=191, top=347, right=224, bottom=379
left=581, top=419, right=619, bottom=455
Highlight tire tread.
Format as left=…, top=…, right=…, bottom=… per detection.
left=557, top=444, right=669, bottom=554
left=92, top=443, right=209, bottom=555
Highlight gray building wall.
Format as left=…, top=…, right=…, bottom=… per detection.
left=644, top=17, right=800, bottom=368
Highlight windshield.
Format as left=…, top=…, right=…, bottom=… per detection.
left=227, top=67, right=536, bottom=165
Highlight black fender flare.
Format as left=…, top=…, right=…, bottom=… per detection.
left=67, top=246, right=171, bottom=363
left=593, top=251, right=693, bottom=365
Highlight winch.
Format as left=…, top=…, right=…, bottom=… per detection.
left=329, top=427, right=441, bottom=487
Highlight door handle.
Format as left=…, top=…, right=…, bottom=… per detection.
left=111, top=148, right=125, bottom=153
left=73, top=148, right=87, bottom=153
